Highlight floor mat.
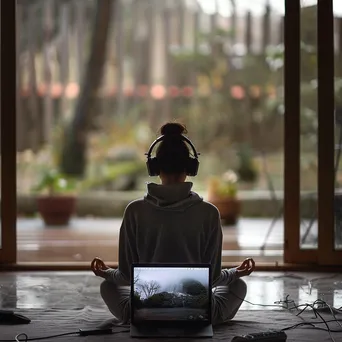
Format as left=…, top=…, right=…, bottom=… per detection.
left=0, top=307, right=341, bottom=341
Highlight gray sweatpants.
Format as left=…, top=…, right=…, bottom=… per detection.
left=100, top=270, right=247, bottom=326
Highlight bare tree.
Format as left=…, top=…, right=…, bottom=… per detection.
left=60, top=0, right=114, bottom=176
left=137, top=280, right=161, bottom=298
left=134, top=271, right=141, bottom=285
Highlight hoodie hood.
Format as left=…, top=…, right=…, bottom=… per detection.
left=144, top=182, right=203, bottom=211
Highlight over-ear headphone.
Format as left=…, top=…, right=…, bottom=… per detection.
left=145, top=135, right=200, bottom=177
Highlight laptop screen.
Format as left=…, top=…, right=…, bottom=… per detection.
left=131, top=265, right=211, bottom=324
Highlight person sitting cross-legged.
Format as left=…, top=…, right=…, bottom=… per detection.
left=91, top=122, right=255, bottom=326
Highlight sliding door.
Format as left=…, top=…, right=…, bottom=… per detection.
left=284, top=0, right=342, bottom=265
left=0, top=0, right=340, bottom=267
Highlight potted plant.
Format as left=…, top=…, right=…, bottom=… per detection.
left=33, top=169, right=77, bottom=226
left=207, top=170, right=241, bottom=225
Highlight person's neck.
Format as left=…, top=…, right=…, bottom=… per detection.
left=161, top=180, right=184, bottom=185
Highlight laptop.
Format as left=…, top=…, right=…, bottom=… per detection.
left=130, top=263, right=213, bottom=338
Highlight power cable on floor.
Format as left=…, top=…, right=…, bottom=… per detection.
left=1, top=295, right=341, bottom=342
left=230, top=292, right=342, bottom=342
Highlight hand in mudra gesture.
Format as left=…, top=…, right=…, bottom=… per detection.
left=91, top=257, right=109, bottom=278
left=236, top=258, right=255, bottom=278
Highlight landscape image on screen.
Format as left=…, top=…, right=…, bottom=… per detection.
left=133, top=267, right=210, bottom=322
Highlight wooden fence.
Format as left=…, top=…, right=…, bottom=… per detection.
left=15, top=1, right=342, bottom=153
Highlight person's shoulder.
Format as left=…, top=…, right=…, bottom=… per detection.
left=199, top=200, right=220, bottom=218
left=124, top=198, right=145, bottom=215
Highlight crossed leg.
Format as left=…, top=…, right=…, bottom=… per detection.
left=100, top=277, right=247, bottom=325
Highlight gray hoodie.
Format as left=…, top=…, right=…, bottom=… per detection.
left=104, top=182, right=237, bottom=287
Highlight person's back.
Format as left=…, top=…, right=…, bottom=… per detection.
left=91, top=122, right=255, bottom=327
left=120, top=182, right=222, bottom=282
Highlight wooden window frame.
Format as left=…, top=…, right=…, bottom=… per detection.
left=0, top=0, right=341, bottom=269
left=317, top=0, right=342, bottom=264
left=0, top=0, right=17, bottom=265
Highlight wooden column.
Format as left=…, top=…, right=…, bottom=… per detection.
left=317, top=0, right=338, bottom=263
left=43, top=0, right=54, bottom=144
left=27, top=6, right=39, bottom=152
left=163, top=5, right=171, bottom=121
left=284, top=0, right=301, bottom=263
left=115, top=0, right=125, bottom=120
left=59, top=4, right=70, bottom=120
left=245, top=12, right=252, bottom=54
left=16, top=5, right=24, bottom=151
left=0, top=0, right=17, bottom=264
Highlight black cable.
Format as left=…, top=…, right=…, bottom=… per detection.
left=2, top=295, right=341, bottom=341
left=281, top=321, right=342, bottom=333
left=0, top=329, right=130, bottom=342
left=230, top=291, right=342, bottom=342
left=15, top=332, right=77, bottom=342
left=294, top=303, right=336, bottom=342
left=0, top=332, right=78, bottom=342
left=314, top=299, right=342, bottom=329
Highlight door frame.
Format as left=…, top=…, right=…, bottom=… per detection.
left=317, top=0, right=342, bottom=264
left=0, top=0, right=341, bottom=268
left=0, top=0, right=17, bottom=265
left=284, top=0, right=342, bottom=265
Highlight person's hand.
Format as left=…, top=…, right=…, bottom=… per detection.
left=236, top=258, right=255, bottom=278
left=91, top=257, right=109, bottom=278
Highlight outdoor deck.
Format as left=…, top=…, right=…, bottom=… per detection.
left=16, top=217, right=319, bottom=264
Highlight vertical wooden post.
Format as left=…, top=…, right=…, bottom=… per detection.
left=262, top=1, right=271, bottom=53
left=193, top=1, right=200, bottom=59
left=59, top=4, right=70, bottom=120
left=279, top=16, right=284, bottom=45
left=231, top=1, right=237, bottom=46
left=284, top=0, right=301, bottom=263
left=132, top=0, right=141, bottom=108
left=75, top=1, right=85, bottom=83
left=115, top=0, right=125, bottom=120
left=43, top=0, right=54, bottom=144
left=146, top=0, right=156, bottom=127
left=245, top=11, right=252, bottom=55
left=0, top=0, right=17, bottom=264
left=317, top=0, right=335, bottom=263
left=27, top=6, right=39, bottom=152
left=177, top=0, right=185, bottom=47
left=163, top=4, right=172, bottom=121
left=16, top=5, right=24, bottom=151
left=192, top=1, right=200, bottom=104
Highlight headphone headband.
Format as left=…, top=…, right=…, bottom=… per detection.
left=145, top=135, right=200, bottom=159
left=145, top=134, right=200, bottom=176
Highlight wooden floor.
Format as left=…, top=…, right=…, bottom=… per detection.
left=14, top=217, right=318, bottom=263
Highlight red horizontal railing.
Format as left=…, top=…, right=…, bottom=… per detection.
left=19, top=83, right=277, bottom=100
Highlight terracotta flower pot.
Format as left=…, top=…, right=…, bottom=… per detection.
left=37, top=195, right=76, bottom=226
left=207, top=195, right=241, bottom=225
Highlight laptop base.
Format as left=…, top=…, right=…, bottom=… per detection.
left=130, top=323, right=213, bottom=338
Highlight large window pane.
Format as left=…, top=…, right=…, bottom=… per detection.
left=16, top=0, right=285, bottom=264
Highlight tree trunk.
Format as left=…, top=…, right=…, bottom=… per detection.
left=60, top=0, right=114, bottom=176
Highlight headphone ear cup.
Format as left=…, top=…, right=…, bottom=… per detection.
left=186, top=158, right=199, bottom=176
left=146, top=157, right=160, bottom=176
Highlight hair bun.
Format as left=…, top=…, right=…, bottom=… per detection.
left=160, top=122, right=187, bottom=136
